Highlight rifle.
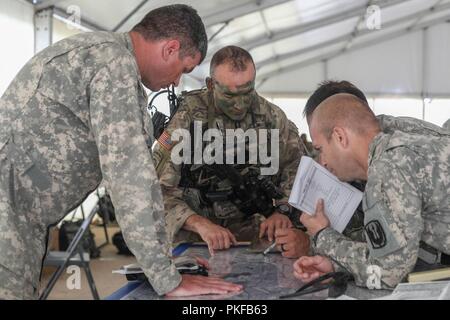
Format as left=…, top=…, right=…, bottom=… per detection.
left=182, top=163, right=285, bottom=219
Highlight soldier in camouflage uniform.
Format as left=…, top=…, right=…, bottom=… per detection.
left=153, top=46, right=307, bottom=256
left=287, top=80, right=450, bottom=255
left=294, top=93, right=450, bottom=289
left=0, top=5, right=243, bottom=299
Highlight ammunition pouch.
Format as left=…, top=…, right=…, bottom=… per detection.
left=178, top=119, right=285, bottom=221
left=212, top=200, right=244, bottom=220
left=182, top=188, right=244, bottom=220
left=182, top=188, right=212, bottom=218
left=180, top=163, right=285, bottom=220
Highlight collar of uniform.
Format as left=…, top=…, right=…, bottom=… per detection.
left=252, top=94, right=266, bottom=115
left=121, top=32, right=135, bottom=56
left=368, top=132, right=390, bottom=166
left=118, top=32, right=139, bottom=75
left=119, top=32, right=146, bottom=92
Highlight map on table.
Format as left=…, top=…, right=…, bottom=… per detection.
left=120, top=246, right=390, bottom=300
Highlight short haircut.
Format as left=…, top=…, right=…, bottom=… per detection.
left=210, top=46, right=255, bottom=76
left=304, top=80, right=368, bottom=119
left=313, top=93, right=380, bottom=140
left=132, top=4, right=208, bottom=62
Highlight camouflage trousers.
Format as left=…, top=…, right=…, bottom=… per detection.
left=0, top=179, right=40, bottom=300
left=0, top=142, right=48, bottom=300
left=0, top=264, right=37, bottom=300
left=174, top=213, right=265, bottom=244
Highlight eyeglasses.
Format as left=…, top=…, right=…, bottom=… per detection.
left=279, top=272, right=353, bottom=299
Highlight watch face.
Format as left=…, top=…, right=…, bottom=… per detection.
left=278, top=204, right=290, bottom=213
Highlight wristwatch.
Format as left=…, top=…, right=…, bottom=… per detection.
left=276, top=204, right=291, bottom=215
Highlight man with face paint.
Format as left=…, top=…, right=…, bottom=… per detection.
left=153, top=46, right=308, bottom=257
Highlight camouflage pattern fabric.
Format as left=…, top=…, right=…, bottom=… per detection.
left=153, top=88, right=304, bottom=242
left=378, top=114, right=449, bottom=136
left=312, top=127, right=450, bottom=289
left=318, top=115, right=450, bottom=250
left=0, top=32, right=180, bottom=298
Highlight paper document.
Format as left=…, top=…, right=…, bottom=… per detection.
left=373, top=281, right=450, bottom=300
left=288, top=156, right=363, bottom=233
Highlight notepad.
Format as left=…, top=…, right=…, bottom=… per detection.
left=288, top=156, right=363, bottom=233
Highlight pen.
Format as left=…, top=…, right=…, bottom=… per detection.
left=263, top=241, right=277, bottom=255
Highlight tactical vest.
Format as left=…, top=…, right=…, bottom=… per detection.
left=177, top=89, right=284, bottom=220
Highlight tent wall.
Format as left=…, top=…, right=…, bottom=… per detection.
left=0, top=0, right=34, bottom=95
left=327, top=32, right=423, bottom=96
left=258, top=63, right=324, bottom=94
left=258, top=24, right=450, bottom=99
left=426, top=23, right=450, bottom=96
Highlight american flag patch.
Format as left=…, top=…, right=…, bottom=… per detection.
left=158, top=130, right=174, bottom=151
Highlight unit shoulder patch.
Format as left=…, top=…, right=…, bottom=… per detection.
left=365, top=220, right=387, bottom=249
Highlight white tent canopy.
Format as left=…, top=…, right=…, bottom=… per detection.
left=2, top=0, right=450, bottom=129
left=23, top=0, right=450, bottom=98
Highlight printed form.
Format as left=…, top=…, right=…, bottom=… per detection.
left=288, top=156, right=363, bottom=233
